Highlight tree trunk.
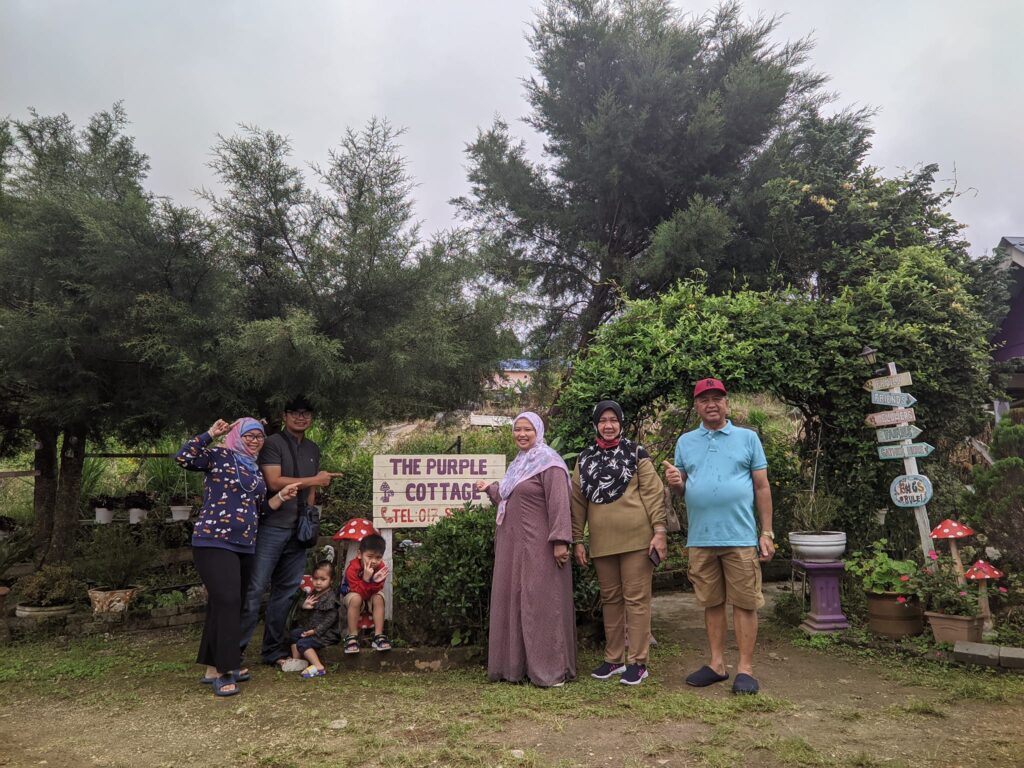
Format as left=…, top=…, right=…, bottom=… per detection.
left=30, top=424, right=58, bottom=557
left=44, top=426, right=87, bottom=564
left=546, top=282, right=614, bottom=422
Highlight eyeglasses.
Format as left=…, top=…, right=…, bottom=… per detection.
left=241, top=432, right=265, bottom=442
left=286, top=410, right=313, bottom=419
left=597, top=418, right=620, bottom=425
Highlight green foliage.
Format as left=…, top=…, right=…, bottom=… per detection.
left=75, top=524, right=160, bottom=589
left=771, top=589, right=804, bottom=627
left=16, top=563, right=84, bottom=606
left=971, top=457, right=1024, bottom=570
left=0, top=529, right=33, bottom=583
left=394, top=506, right=599, bottom=646
left=991, top=422, right=1024, bottom=461
left=552, top=247, right=995, bottom=541
left=917, top=553, right=979, bottom=617
left=845, top=540, right=920, bottom=596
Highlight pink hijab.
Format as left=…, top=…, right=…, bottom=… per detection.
left=496, top=412, right=569, bottom=525
left=221, top=418, right=264, bottom=470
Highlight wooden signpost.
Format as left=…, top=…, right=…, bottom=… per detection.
left=371, top=453, right=506, bottom=619
left=864, top=408, right=915, bottom=427
left=877, top=443, right=935, bottom=460
left=865, top=363, right=934, bottom=558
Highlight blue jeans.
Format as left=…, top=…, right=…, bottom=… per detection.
left=239, top=525, right=308, bottom=663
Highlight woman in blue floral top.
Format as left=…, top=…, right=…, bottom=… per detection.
left=177, top=418, right=300, bottom=697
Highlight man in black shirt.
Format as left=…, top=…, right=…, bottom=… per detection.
left=239, top=397, right=340, bottom=665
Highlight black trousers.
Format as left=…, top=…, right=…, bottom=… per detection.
left=193, top=546, right=254, bottom=674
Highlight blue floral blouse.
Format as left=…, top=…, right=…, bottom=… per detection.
left=176, top=432, right=267, bottom=554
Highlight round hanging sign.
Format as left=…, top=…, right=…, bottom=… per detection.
left=889, top=474, right=933, bottom=508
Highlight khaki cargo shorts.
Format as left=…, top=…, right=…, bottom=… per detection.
left=687, top=546, right=764, bottom=610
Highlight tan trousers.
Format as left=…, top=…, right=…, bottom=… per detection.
left=593, top=549, right=655, bottom=665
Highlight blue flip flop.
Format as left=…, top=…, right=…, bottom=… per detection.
left=685, top=665, right=730, bottom=687
left=200, top=668, right=250, bottom=685
left=731, top=673, right=760, bottom=695
left=212, top=674, right=240, bottom=697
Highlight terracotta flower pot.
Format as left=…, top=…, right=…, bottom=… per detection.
left=865, top=592, right=923, bottom=638
left=87, top=586, right=140, bottom=614
left=924, top=611, right=983, bottom=644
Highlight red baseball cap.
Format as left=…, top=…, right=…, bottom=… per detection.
left=693, top=378, right=727, bottom=398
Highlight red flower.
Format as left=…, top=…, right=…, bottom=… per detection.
left=927, top=550, right=939, bottom=561
left=958, top=591, right=967, bottom=597
left=896, top=596, right=907, bottom=604
left=998, top=587, right=1008, bottom=594
left=899, top=575, right=910, bottom=582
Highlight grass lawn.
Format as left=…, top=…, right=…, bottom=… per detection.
left=2, top=616, right=1024, bottom=768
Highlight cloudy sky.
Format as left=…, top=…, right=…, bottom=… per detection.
left=2, top=1, right=1020, bottom=256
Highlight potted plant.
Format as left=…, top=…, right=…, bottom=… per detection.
left=14, top=563, right=84, bottom=618
left=918, top=552, right=983, bottom=643
left=788, top=491, right=847, bottom=562
left=168, top=493, right=192, bottom=522
left=0, top=530, right=34, bottom=614
left=0, top=515, right=16, bottom=541
left=845, top=539, right=924, bottom=638
left=124, top=490, right=154, bottom=525
left=89, top=495, right=117, bottom=524
left=76, top=524, right=159, bottom=613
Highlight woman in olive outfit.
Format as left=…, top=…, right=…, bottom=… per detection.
left=571, top=401, right=667, bottom=686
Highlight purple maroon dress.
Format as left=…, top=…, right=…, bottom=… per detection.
left=486, top=467, right=577, bottom=687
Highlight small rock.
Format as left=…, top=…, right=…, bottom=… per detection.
left=510, top=749, right=525, bottom=759
left=658, top=761, right=670, bottom=766
left=328, top=719, right=348, bottom=730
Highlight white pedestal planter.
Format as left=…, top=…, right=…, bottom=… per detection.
left=789, top=531, right=847, bottom=562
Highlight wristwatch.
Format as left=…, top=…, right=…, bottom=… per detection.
left=760, top=531, right=775, bottom=540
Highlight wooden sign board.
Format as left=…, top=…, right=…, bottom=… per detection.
left=863, top=372, right=913, bottom=391
left=875, top=425, right=923, bottom=443
left=878, top=443, right=934, bottom=460
left=865, top=408, right=916, bottom=427
left=890, top=474, right=933, bottom=507
left=372, top=454, right=506, bottom=528
left=870, top=391, right=917, bottom=408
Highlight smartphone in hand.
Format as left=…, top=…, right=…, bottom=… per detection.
left=649, top=549, right=662, bottom=567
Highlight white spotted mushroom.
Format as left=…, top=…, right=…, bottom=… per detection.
left=964, top=559, right=1004, bottom=633
left=333, top=518, right=379, bottom=569
left=928, top=519, right=974, bottom=584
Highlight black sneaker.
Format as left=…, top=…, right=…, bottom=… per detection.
left=591, top=661, right=626, bottom=680
left=619, top=664, right=648, bottom=686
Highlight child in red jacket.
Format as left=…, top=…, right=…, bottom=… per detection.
left=341, top=533, right=391, bottom=653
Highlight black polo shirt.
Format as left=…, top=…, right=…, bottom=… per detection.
left=258, top=431, right=321, bottom=529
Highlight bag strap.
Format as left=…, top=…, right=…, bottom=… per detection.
left=281, top=433, right=306, bottom=512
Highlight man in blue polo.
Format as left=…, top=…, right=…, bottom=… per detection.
left=664, top=378, right=775, bottom=694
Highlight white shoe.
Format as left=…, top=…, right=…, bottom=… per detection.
left=280, top=658, right=308, bottom=672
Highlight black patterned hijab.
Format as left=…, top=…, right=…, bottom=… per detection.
left=577, top=400, right=649, bottom=504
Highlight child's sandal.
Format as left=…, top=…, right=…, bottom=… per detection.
left=371, top=634, right=392, bottom=652
left=301, top=665, right=326, bottom=679
left=343, top=634, right=360, bottom=654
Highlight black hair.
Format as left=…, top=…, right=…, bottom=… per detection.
left=284, top=395, right=315, bottom=413
left=312, top=560, right=335, bottom=578
left=359, top=533, right=386, bottom=556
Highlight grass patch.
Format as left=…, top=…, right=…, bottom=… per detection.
left=759, top=736, right=833, bottom=767
left=889, top=697, right=946, bottom=718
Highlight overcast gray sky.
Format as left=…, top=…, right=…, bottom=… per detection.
left=2, top=1, right=1020, bottom=256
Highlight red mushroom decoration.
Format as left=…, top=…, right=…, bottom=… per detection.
left=299, top=574, right=315, bottom=594
left=333, top=518, right=378, bottom=569
left=929, top=519, right=974, bottom=584
left=964, top=560, right=1003, bottom=633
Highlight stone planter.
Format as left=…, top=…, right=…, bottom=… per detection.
left=94, top=507, right=114, bottom=524
left=169, top=505, right=192, bottom=522
left=128, top=508, right=148, bottom=525
left=789, top=531, right=847, bottom=563
left=15, top=602, right=76, bottom=620
left=865, top=592, right=923, bottom=638
left=87, top=586, right=141, bottom=614
left=925, top=611, right=983, bottom=644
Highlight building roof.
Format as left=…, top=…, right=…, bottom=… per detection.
left=499, top=359, right=538, bottom=372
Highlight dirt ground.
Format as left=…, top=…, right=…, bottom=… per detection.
left=1, top=587, right=1022, bottom=768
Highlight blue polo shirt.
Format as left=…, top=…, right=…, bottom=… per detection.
left=674, top=420, right=768, bottom=547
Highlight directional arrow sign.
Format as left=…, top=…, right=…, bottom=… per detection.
left=865, top=408, right=916, bottom=427
left=890, top=474, right=933, bottom=507
left=863, top=371, right=913, bottom=391
left=877, top=443, right=935, bottom=460
left=875, top=425, right=923, bottom=443
left=871, top=391, right=917, bottom=408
